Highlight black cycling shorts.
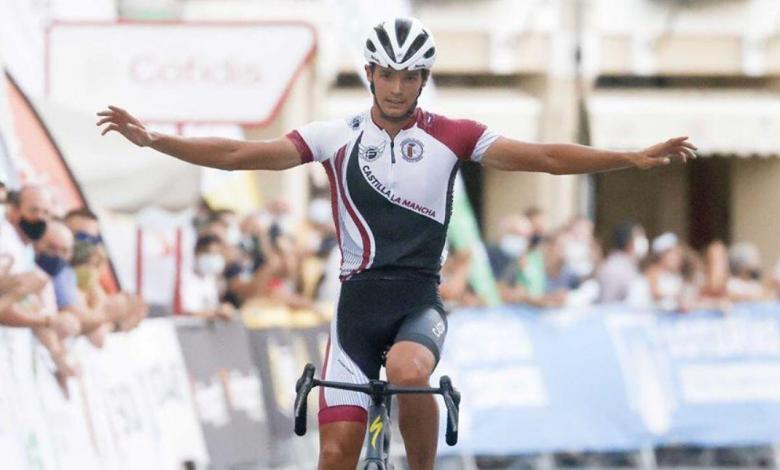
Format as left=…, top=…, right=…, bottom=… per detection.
left=318, top=275, right=448, bottom=424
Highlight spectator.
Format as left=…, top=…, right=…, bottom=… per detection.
left=440, top=245, right=483, bottom=310
left=727, top=242, right=768, bottom=301
left=525, top=206, right=548, bottom=249
left=212, top=208, right=242, bottom=247
left=597, top=221, right=648, bottom=303
left=222, top=211, right=278, bottom=307
left=181, top=235, right=235, bottom=321
left=544, top=231, right=579, bottom=306
left=299, top=198, right=339, bottom=302
left=1, top=186, right=63, bottom=327
left=700, top=240, right=730, bottom=300
left=66, top=208, right=146, bottom=335
left=34, top=220, right=148, bottom=340
left=562, top=216, right=600, bottom=282
left=498, top=235, right=548, bottom=307
left=627, top=232, right=684, bottom=311
left=487, top=213, right=532, bottom=279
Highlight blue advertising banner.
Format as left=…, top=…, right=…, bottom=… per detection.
left=436, top=302, right=780, bottom=454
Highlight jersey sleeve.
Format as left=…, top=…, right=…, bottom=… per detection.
left=470, top=127, right=500, bottom=163
left=285, top=119, right=349, bottom=164
left=421, top=112, right=500, bottom=162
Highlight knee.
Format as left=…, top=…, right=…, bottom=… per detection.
left=386, top=352, right=432, bottom=386
left=319, top=440, right=357, bottom=468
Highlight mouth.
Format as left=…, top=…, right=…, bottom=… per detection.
left=385, top=99, right=406, bottom=108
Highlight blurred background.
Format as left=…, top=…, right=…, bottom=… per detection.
left=2, top=0, right=780, bottom=468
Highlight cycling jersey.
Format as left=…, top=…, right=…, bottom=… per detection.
left=287, top=108, right=498, bottom=281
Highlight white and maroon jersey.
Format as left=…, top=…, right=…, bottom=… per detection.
left=287, top=108, right=499, bottom=280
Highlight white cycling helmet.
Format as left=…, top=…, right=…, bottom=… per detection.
left=364, top=17, right=436, bottom=71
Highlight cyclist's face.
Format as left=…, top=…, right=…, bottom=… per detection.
left=367, top=65, right=425, bottom=118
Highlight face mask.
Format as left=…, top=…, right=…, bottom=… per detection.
left=196, top=253, right=225, bottom=277
left=74, top=231, right=103, bottom=245
left=20, top=217, right=47, bottom=241
left=36, top=253, right=68, bottom=277
left=500, top=235, right=528, bottom=258
left=0, top=203, right=5, bottom=220
left=274, top=215, right=293, bottom=234
left=633, top=236, right=649, bottom=259
left=226, top=226, right=241, bottom=246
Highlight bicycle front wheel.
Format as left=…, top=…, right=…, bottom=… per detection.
left=363, top=461, right=384, bottom=470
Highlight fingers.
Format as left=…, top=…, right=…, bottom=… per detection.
left=96, top=117, right=113, bottom=127
left=101, top=124, right=118, bottom=136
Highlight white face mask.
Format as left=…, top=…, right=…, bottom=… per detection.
left=633, top=236, right=649, bottom=259
left=500, top=234, right=528, bottom=257
left=0, top=203, right=5, bottom=221
left=196, top=253, right=225, bottom=277
left=226, top=226, right=241, bottom=246
left=565, top=241, right=594, bottom=277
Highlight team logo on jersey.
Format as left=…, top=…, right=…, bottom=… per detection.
left=400, top=138, right=424, bottom=162
left=347, top=113, right=364, bottom=130
left=432, top=321, right=446, bottom=338
left=359, top=141, right=386, bottom=162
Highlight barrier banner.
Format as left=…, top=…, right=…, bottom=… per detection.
left=243, top=305, right=329, bottom=468
left=0, top=328, right=56, bottom=470
left=435, top=302, right=780, bottom=454
left=175, top=318, right=269, bottom=469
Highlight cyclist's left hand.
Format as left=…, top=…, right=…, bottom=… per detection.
left=635, top=136, right=698, bottom=169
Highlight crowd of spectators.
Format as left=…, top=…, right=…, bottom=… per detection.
left=475, top=206, right=780, bottom=313
left=185, top=198, right=780, bottom=319
left=0, top=182, right=147, bottom=395
left=181, top=197, right=337, bottom=321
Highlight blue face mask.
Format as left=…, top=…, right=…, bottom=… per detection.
left=36, top=253, right=68, bottom=277
left=74, top=231, right=103, bottom=245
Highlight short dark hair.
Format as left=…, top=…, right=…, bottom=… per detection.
left=195, top=234, right=222, bottom=253
left=6, top=190, right=20, bottom=207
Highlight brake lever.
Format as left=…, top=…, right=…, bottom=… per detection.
left=294, top=363, right=316, bottom=435
left=439, top=376, right=460, bottom=446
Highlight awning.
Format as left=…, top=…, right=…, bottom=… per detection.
left=324, top=88, right=542, bottom=141
left=588, top=89, right=780, bottom=157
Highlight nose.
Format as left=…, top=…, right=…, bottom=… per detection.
left=389, top=75, right=403, bottom=94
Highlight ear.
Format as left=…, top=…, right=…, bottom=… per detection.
left=364, top=64, right=374, bottom=84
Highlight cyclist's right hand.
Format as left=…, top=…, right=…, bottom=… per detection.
left=96, top=106, right=153, bottom=147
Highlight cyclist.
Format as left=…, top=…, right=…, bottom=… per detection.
left=97, top=16, right=696, bottom=470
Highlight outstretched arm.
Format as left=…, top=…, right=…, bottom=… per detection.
left=96, top=106, right=302, bottom=171
left=481, top=136, right=697, bottom=174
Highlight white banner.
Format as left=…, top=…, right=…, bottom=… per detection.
left=46, top=22, right=316, bottom=124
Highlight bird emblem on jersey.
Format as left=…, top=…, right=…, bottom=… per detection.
left=359, top=141, right=386, bottom=162
left=400, top=138, right=424, bottom=162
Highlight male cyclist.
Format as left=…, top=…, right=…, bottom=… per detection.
left=97, top=17, right=696, bottom=470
